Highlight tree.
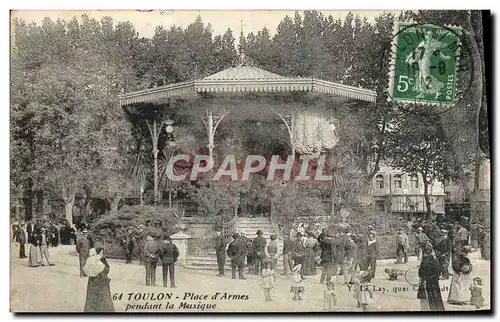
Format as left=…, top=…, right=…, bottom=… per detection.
left=385, top=112, right=464, bottom=216
left=11, top=15, right=139, bottom=224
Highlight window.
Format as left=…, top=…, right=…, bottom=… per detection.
left=376, top=174, right=384, bottom=189
left=375, top=200, right=386, bottom=212
left=410, top=175, right=419, bottom=189
left=445, top=191, right=451, bottom=202
left=394, top=174, right=402, bottom=188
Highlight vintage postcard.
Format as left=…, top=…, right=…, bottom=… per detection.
left=10, top=9, right=491, bottom=313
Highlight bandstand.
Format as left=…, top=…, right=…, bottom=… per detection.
left=119, top=54, right=376, bottom=269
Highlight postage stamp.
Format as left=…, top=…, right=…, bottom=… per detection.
left=387, top=23, right=463, bottom=106
left=10, top=10, right=490, bottom=314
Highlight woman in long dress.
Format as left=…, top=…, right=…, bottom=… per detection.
left=28, top=229, right=42, bottom=267
left=303, top=232, right=319, bottom=276
left=417, top=243, right=445, bottom=311
left=447, top=247, right=472, bottom=305
left=84, top=247, right=115, bottom=312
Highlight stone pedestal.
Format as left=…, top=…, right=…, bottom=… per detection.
left=171, top=231, right=191, bottom=267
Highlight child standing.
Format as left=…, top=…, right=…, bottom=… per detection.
left=290, top=264, right=305, bottom=301
left=469, top=277, right=485, bottom=309
left=355, top=270, right=374, bottom=311
left=323, top=281, right=337, bottom=311
left=260, top=260, right=276, bottom=302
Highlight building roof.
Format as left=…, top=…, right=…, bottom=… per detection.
left=203, top=66, right=284, bottom=80
left=118, top=65, right=377, bottom=106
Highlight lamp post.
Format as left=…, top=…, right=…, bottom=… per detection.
left=146, top=116, right=175, bottom=206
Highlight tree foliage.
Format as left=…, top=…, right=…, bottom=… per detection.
left=11, top=10, right=486, bottom=224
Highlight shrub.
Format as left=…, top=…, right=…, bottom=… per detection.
left=89, top=205, right=180, bottom=259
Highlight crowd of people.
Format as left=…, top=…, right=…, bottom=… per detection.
left=11, top=218, right=78, bottom=267
left=213, top=219, right=488, bottom=311
left=12, top=215, right=488, bottom=312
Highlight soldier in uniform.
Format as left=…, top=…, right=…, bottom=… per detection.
left=252, top=230, right=267, bottom=275
left=227, top=233, right=246, bottom=280
left=143, top=233, right=159, bottom=286
left=215, top=229, right=226, bottom=277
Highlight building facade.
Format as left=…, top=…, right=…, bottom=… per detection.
left=367, top=165, right=446, bottom=216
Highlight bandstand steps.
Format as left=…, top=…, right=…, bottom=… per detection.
left=185, top=217, right=286, bottom=271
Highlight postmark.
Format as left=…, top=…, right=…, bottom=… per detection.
left=385, top=23, right=473, bottom=113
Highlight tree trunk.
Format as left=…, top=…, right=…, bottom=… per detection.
left=422, top=178, right=432, bottom=217
left=36, top=190, right=44, bottom=218
left=108, top=197, right=121, bottom=213
left=65, top=200, right=74, bottom=227
left=82, top=186, right=93, bottom=222
left=169, top=190, right=172, bottom=208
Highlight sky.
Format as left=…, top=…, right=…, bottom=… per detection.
left=11, top=10, right=403, bottom=38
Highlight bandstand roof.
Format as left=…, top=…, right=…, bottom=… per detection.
left=118, top=65, right=377, bottom=106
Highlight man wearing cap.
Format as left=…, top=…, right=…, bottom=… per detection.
left=415, top=227, right=429, bottom=260
left=143, top=233, right=159, bottom=286
left=281, top=231, right=294, bottom=275
left=76, top=229, right=92, bottom=277
left=395, top=229, right=409, bottom=264
left=227, top=233, right=246, bottom=279
left=265, top=233, right=279, bottom=270
left=158, top=235, right=179, bottom=287
left=215, top=229, right=226, bottom=277
left=252, top=230, right=267, bottom=275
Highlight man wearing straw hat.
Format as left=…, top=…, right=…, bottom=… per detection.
left=76, top=229, right=93, bottom=277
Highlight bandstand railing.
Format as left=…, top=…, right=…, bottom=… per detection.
left=222, top=207, right=238, bottom=245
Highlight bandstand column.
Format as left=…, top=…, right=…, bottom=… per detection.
left=202, top=109, right=229, bottom=163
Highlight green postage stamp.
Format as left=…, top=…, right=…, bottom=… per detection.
left=388, top=23, right=463, bottom=106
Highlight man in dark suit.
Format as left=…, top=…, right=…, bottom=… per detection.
left=76, top=229, right=93, bottom=277
left=227, top=233, right=246, bottom=280
left=281, top=231, right=294, bottom=275
left=18, top=223, right=27, bottom=258
left=215, top=229, right=226, bottom=277
left=239, top=231, right=252, bottom=274
left=252, top=230, right=267, bottom=275
left=122, top=227, right=135, bottom=264
left=159, top=235, right=179, bottom=287
left=143, top=233, right=159, bottom=286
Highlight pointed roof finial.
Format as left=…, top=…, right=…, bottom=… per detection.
left=236, top=19, right=248, bottom=67
left=240, top=19, right=244, bottom=40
